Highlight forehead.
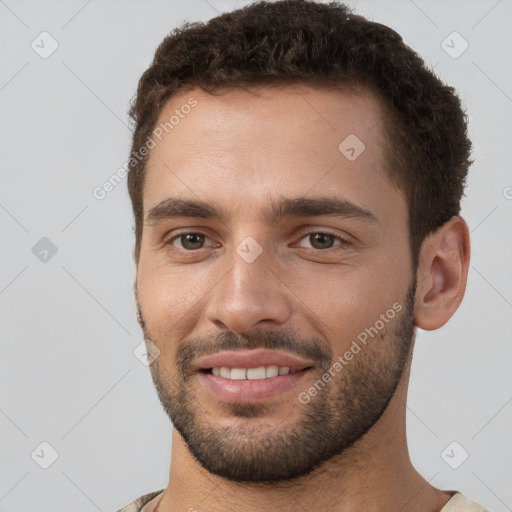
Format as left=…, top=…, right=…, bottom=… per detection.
left=143, top=82, right=404, bottom=227
left=150, top=82, right=386, bottom=155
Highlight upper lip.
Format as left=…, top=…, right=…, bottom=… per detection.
left=193, top=349, right=314, bottom=372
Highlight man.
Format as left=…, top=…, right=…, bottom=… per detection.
left=117, top=1, right=489, bottom=510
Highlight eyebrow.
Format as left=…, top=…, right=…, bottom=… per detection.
left=145, top=196, right=379, bottom=225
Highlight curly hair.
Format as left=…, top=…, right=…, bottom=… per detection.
left=127, top=0, right=472, bottom=268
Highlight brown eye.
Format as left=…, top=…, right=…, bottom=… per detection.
left=308, top=233, right=336, bottom=250
left=173, top=233, right=207, bottom=250
left=297, top=232, right=349, bottom=251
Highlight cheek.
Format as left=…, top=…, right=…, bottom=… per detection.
left=137, top=256, right=216, bottom=338
left=137, top=272, right=187, bottom=363
left=291, top=257, right=409, bottom=352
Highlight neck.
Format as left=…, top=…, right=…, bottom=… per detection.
left=156, top=364, right=451, bottom=512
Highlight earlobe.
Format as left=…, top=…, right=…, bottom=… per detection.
left=414, top=216, right=470, bottom=331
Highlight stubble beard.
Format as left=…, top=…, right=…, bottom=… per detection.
left=137, top=280, right=416, bottom=483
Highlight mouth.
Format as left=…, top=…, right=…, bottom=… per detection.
left=200, top=365, right=308, bottom=379
left=194, top=349, right=315, bottom=402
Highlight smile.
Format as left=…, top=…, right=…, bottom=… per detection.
left=193, top=349, right=315, bottom=402
left=207, top=365, right=302, bottom=380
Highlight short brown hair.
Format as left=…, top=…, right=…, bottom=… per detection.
left=127, top=0, right=472, bottom=267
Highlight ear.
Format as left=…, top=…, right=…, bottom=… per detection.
left=414, top=216, right=470, bottom=331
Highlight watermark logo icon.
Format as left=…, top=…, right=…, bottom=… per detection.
left=134, top=340, right=160, bottom=366
left=32, top=237, right=58, bottom=263
left=236, top=236, right=263, bottom=263
left=338, top=134, right=366, bottom=161
left=31, top=32, right=59, bottom=59
left=441, top=441, right=469, bottom=469
left=31, top=441, right=59, bottom=469
left=441, top=31, right=468, bottom=59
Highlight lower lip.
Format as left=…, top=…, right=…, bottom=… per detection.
left=198, top=369, right=311, bottom=402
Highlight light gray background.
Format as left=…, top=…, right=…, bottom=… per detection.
left=1, top=0, right=511, bottom=511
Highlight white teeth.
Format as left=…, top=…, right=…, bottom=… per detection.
left=230, top=368, right=247, bottom=380
left=265, top=365, right=279, bottom=378
left=210, top=365, right=296, bottom=380
left=219, top=367, right=231, bottom=378
left=247, top=367, right=266, bottom=379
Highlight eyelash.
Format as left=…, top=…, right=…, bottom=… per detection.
left=164, top=231, right=352, bottom=253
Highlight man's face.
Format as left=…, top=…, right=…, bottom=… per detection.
left=136, top=84, right=416, bottom=482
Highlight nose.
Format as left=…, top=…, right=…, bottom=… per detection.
left=206, top=242, right=293, bottom=334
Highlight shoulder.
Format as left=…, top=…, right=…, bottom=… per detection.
left=115, top=490, right=165, bottom=512
left=440, top=492, right=491, bottom=512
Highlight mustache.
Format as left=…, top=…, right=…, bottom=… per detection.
left=136, top=292, right=332, bottom=373
left=175, top=329, right=333, bottom=375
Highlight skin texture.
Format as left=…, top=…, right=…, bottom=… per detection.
left=135, top=83, right=470, bottom=511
